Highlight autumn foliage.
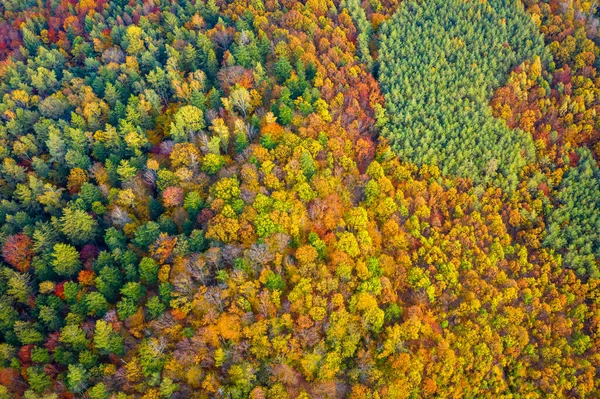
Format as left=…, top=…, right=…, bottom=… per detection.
left=0, top=0, right=598, bottom=398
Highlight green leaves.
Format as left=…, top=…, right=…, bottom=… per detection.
left=59, top=324, right=89, bottom=351
left=274, top=56, right=293, bottom=83
left=66, top=364, right=89, bottom=394
left=378, top=0, right=546, bottom=191
left=51, top=243, right=81, bottom=277
left=60, top=207, right=98, bottom=245
left=544, top=148, right=600, bottom=277
left=170, top=105, right=205, bottom=143
left=139, top=257, right=160, bottom=285
left=265, top=272, right=285, bottom=291
left=14, top=321, right=44, bottom=345
left=94, top=320, right=124, bottom=356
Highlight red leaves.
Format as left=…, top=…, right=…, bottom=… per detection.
left=18, top=345, right=33, bottom=365
left=552, top=65, right=572, bottom=86
left=2, top=234, right=34, bottom=272
left=0, top=368, right=24, bottom=396
left=568, top=150, right=580, bottom=167
left=44, top=332, right=60, bottom=352
left=80, top=244, right=99, bottom=268
left=54, top=282, right=66, bottom=300
left=197, top=208, right=215, bottom=227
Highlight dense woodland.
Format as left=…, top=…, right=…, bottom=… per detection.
left=378, top=0, right=546, bottom=191
left=0, top=0, right=598, bottom=398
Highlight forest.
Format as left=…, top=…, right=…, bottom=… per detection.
left=0, top=0, right=598, bottom=398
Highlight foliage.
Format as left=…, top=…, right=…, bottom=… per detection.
left=0, top=0, right=597, bottom=397
left=545, top=148, right=600, bottom=277
left=378, top=0, right=546, bottom=190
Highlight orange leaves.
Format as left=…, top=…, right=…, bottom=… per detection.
left=295, top=245, right=318, bottom=267
left=2, top=234, right=33, bottom=272
left=307, top=195, right=343, bottom=235
left=77, top=270, right=95, bottom=286
left=150, top=233, right=178, bottom=264
left=171, top=308, right=188, bottom=322
left=216, top=314, right=242, bottom=342
left=2, top=0, right=599, bottom=395
left=162, top=186, right=184, bottom=207
left=78, top=0, right=102, bottom=14
left=381, top=219, right=408, bottom=252
left=126, top=308, right=146, bottom=339
left=519, top=109, right=538, bottom=133
left=0, top=368, right=23, bottom=396
left=63, top=15, right=82, bottom=35
left=261, top=122, right=285, bottom=141
left=355, top=138, right=375, bottom=173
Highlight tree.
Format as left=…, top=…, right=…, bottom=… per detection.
left=66, top=364, right=89, bottom=394
left=85, top=292, right=109, bottom=317
left=26, top=366, right=52, bottom=393
left=134, top=222, right=161, bottom=250
left=121, top=282, right=146, bottom=303
left=6, top=269, right=32, bottom=304
left=60, top=207, right=98, bottom=245
left=202, top=153, right=225, bottom=174
left=88, top=383, right=109, bottom=399
left=230, top=86, right=252, bottom=117
left=162, top=186, right=184, bottom=207
left=146, top=296, right=166, bottom=320
left=13, top=321, right=44, bottom=345
left=94, top=320, right=124, bottom=356
left=170, top=105, right=205, bottom=142
left=274, top=56, right=292, bottom=83
left=51, top=243, right=82, bottom=277
left=139, top=257, right=160, bottom=285
left=59, top=325, right=88, bottom=351
left=2, top=234, right=33, bottom=272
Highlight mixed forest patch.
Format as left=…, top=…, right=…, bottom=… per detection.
left=489, top=0, right=600, bottom=278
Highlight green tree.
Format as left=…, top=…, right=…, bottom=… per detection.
left=60, top=207, right=98, bottom=245
left=94, top=320, right=124, bottom=356
left=121, top=281, right=146, bottom=303
left=13, top=321, right=44, bottom=345
left=274, top=56, right=292, bottom=83
left=51, top=243, right=81, bottom=277
left=59, top=324, right=89, bottom=351
left=26, top=366, right=52, bottom=393
left=88, top=383, right=109, bottom=399
left=170, top=105, right=205, bottom=142
left=133, top=222, right=161, bottom=250
left=201, top=153, right=225, bottom=174
left=66, top=364, right=89, bottom=394
left=85, top=292, right=109, bottom=317
left=139, top=257, right=160, bottom=285
left=95, top=265, right=123, bottom=302
left=146, top=296, right=166, bottom=319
